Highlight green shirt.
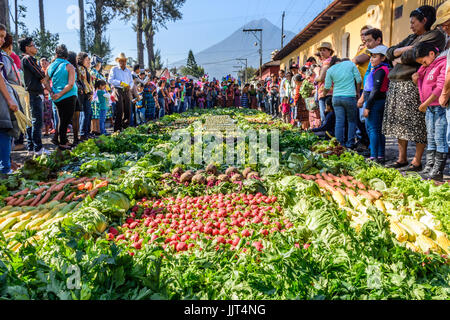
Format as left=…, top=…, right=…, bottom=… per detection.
left=324, top=60, right=362, bottom=97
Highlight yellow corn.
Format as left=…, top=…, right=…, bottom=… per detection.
left=405, top=241, right=420, bottom=253
left=348, top=194, right=362, bottom=210
left=390, top=222, right=408, bottom=242
left=416, top=234, right=440, bottom=253
left=434, top=231, right=450, bottom=254
left=331, top=191, right=346, bottom=207
left=397, top=222, right=416, bottom=242
left=401, top=218, right=431, bottom=237
left=374, top=199, right=386, bottom=213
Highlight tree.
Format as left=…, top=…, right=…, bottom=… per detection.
left=136, top=0, right=144, bottom=67
left=180, top=50, right=204, bottom=78
left=79, top=0, right=87, bottom=51
left=151, top=48, right=163, bottom=71
left=85, top=0, right=127, bottom=62
left=32, top=29, right=60, bottom=60
left=238, top=67, right=258, bottom=83
left=0, top=0, right=10, bottom=31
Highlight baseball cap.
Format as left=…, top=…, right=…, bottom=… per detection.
left=368, top=45, right=388, bottom=56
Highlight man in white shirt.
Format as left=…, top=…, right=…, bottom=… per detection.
left=109, top=53, right=133, bottom=132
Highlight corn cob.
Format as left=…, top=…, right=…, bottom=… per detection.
left=11, top=219, right=32, bottom=231
left=0, top=217, right=18, bottom=232
left=0, top=206, right=13, bottom=215
left=390, top=222, right=408, bottom=242
left=401, top=218, right=431, bottom=237
left=0, top=210, right=23, bottom=222
left=331, top=191, right=346, bottom=207
left=11, top=242, right=22, bottom=252
left=416, top=234, right=440, bottom=253
left=397, top=222, right=416, bottom=242
left=25, top=217, right=47, bottom=230
left=405, top=241, right=420, bottom=253
left=18, top=209, right=39, bottom=221
left=374, top=199, right=386, bottom=213
left=347, top=194, right=362, bottom=210
left=3, top=231, right=18, bottom=240
left=420, top=214, right=442, bottom=231
left=434, top=231, right=450, bottom=254
left=39, top=216, right=65, bottom=230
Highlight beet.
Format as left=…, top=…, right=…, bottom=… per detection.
left=217, top=174, right=230, bottom=182
left=206, top=164, right=218, bottom=175
left=180, top=171, right=194, bottom=183
left=192, top=174, right=207, bottom=184
left=172, top=167, right=184, bottom=176
left=242, top=167, right=253, bottom=178
left=225, top=166, right=239, bottom=176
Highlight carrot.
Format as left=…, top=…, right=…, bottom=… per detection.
left=300, top=174, right=308, bottom=179
left=53, top=183, right=65, bottom=192
left=87, top=177, right=96, bottom=182
left=357, top=190, right=374, bottom=202
left=77, top=183, right=85, bottom=191
left=74, top=193, right=87, bottom=201
left=345, top=188, right=356, bottom=197
left=37, top=191, right=53, bottom=206
left=367, top=190, right=382, bottom=200
left=321, top=173, right=334, bottom=182
left=64, top=192, right=76, bottom=202
left=13, top=188, right=30, bottom=197
left=7, top=198, right=17, bottom=206
left=315, top=173, right=322, bottom=180
left=327, top=173, right=339, bottom=181
left=340, top=179, right=354, bottom=189
left=64, top=177, right=77, bottom=185
left=52, top=191, right=66, bottom=201
left=21, top=198, right=34, bottom=206
left=4, top=196, right=14, bottom=202
left=355, top=181, right=366, bottom=190
left=84, top=182, right=93, bottom=191
left=30, top=194, right=42, bottom=206
left=315, top=179, right=329, bottom=189
left=95, top=180, right=108, bottom=189
left=31, top=187, right=47, bottom=195
left=36, top=182, right=47, bottom=186
left=74, top=177, right=88, bottom=184
left=12, top=196, right=25, bottom=206
left=89, top=188, right=99, bottom=199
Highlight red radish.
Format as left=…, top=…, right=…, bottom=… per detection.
left=122, top=223, right=129, bottom=229
left=295, top=243, right=300, bottom=248
left=219, top=228, right=228, bottom=235
left=260, top=229, right=269, bottom=236
left=188, top=243, right=195, bottom=249
left=131, top=233, right=140, bottom=242
left=212, top=229, right=219, bottom=236
left=133, top=241, right=142, bottom=250
left=241, top=229, right=251, bottom=237
left=129, top=222, right=138, bottom=229
left=129, top=251, right=135, bottom=256
left=116, top=234, right=126, bottom=241
left=109, top=227, right=118, bottom=236
left=303, top=243, right=310, bottom=250
left=216, top=236, right=226, bottom=244
left=106, top=233, right=115, bottom=241
left=232, top=237, right=240, bottom=246
left=176, top=242, right=188, bottom=252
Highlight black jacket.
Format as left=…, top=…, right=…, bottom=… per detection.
left=21, top=55, right=45, bottom=95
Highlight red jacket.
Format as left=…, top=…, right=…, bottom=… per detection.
left=417, top=55, right=447, bottom=106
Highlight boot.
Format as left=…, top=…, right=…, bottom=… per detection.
left=428, top=152, right=448, bottom=181
left=421, top=150, right=436, bottom=175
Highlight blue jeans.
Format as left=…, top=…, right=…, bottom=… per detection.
left=0, top=131, right=12, bottom=174
left=80, top=96, right=92, bottom=136
left=366, top=99, right=386, bottom=158
left=99, top=108, right=107, bottom=135
left=206, top=100, right=212, bottom=109
left=333, top=96, right=357, bottom=148
left=52, top=102, right=59, bottom=130
left=179, top=101, right=185, bottom=113
left=185, top=96, right=192, bottom=110
left=26, top=94, right=43, bottom=152
left=136, top=108, right=146, bottom=125
left=158, top=98, right=165, bottom=118
left=319, top=97, right=327, bottom=122
left=426, top=106, right=448, bottom=153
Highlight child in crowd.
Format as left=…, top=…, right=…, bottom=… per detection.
left=362, top=45, right=390, bottom=164
left=312, top=98, right=335, bottom=139
left=43, top=91, right=53, bottom=136
left=279, top=96, right=290, bottom=124
left=198, top=90, right=205, bottom=109
left=135, top=83, right=146, bottom=125
left=95, top=79, right=110, bottom=136
left=412, top=42, right=448, bottom=181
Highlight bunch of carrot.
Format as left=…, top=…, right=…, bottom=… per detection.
left=299, top=172, right=382, bottom=202
left=3, top=177, right=109, bottom=207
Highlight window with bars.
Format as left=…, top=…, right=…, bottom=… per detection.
left=420, top=0, right=446, bottom=8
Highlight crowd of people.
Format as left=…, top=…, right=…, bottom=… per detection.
left=1, top=3, right=450, bottom=181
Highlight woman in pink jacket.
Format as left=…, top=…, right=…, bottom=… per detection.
left=413, top=42, right=447, bottom=181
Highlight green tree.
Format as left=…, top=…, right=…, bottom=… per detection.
left=85, top=0, right=127, bottom=63
left=238, top=66, right=258, bottom=83
left=180, top=50, right=204, bottom=78
left=32, top=29, right=60, bottom=60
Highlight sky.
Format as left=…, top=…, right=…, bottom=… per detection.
left=15, top=0, right=333, bottom=66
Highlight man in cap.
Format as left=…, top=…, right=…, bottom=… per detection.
left=315, top=42, right=335, bottom=123
left=108, top=53, right=133, bottom=132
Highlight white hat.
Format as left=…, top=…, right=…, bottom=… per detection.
left=368, top=45, right=388, bottom=56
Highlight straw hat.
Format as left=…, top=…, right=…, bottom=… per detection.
left=432, top=1, right=450, bottom=29
left=115, top=52, right=128, bottom=62
left=317, top=42, right=334, bottom=54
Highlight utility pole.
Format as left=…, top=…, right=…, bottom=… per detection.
left=236, top=58, right=248, bottom=83
left=243, top=28, right=263, bottom=80
left=281, top=11, right=285, bottom=49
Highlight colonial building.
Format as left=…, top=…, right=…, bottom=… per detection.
left=273, top=0, right=447, bottom=71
